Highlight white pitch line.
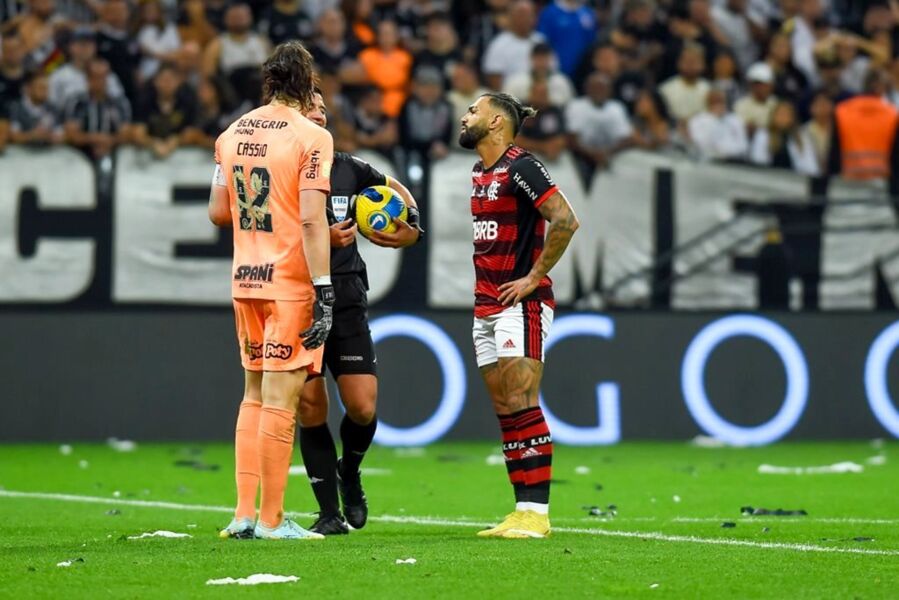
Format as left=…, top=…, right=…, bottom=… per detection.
left=1, top=490, right=898, bottom=557
left=673, top=517, right=899, bottom=525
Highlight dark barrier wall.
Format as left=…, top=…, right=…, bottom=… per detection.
left=3, top=310, right=899, bottom=444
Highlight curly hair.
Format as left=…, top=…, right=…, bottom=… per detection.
left=261, top=41, right=318, bottom=111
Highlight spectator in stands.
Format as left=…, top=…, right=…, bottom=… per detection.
left=412, top=12, right=462, bottom=87
left=765, top=32, right=808, bottom=102
left=536, top=0, right=598, bottom=78
left=711, top=50, right=742, bottom=108
left=788, top=0, right=824, bottom=87
left=565, top=72, right=635, bottom=182
left=257, top=0, right=314, bottom=47
left=464, top=0, right=508, bottom=65
left=734, top=61, right=777, bottom=135
left=203, top=3, right=269, bottom=103
left=576, top=42, right=645, bottom=110
left=0, top=32, right=26, bottom=110
left=7, top=70, right=62, bottom=145
left=447, top=61, right=488, bottom=148
left=97, top=0, right=139, bottom=102
left=204, top=0, right=228, bottom=31
left=687, top=88, right=749, bottom=161
left=136, top=0, right=181, bottom=84
left=134, top=63, right=199, bottom=159
left=396, top=0, right=444, bottom=53
left=353, top=85, right=398, bottom=158
left=517, top=77, right=567, bottom=161
left=50, top=27, right=124, bottom=109
left=749, top=100, right=819, bottom=174
left=63, top=58, right=132, bottom=159
left=608, top=0, right=665, bottom=75
left=317, top=72, right=357, bottom=151
left=504, top=42, right=573, bottom=108
left=173, top=40, right=203, bottom=90
left=398, top=66, right=452, bottom=160
left=16, top=0, right=59, bottom=69
left=358, top=19, right=413, bottom=118
left=660, top=44, right=712, bottom=122
left=802, top=54, right=852, bottom=117
left=829, top=69, right=899, bottom=183
left=309, top=8, right=366, bottom=88
left=481, top=0, right=545, bottom=90
left=177, top=0, right=217, bottom=50
left=658, top=0, right=723, bottom=82
left=342, top=0, right=376, bottom=47
left=710, top=0, right=759, bottom=71
left=802, top=91, right=832, bottom=170
left=632, top=88, right=672, bottom=151
left=182, top=76, right=233, bottom=149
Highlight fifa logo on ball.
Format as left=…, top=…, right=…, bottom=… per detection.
left=355, top=185, right=408, bottom=239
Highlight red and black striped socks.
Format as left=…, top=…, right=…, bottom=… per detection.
left=497, top=406, right=553, bottom=514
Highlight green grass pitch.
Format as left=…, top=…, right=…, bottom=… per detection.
left=1, top=441, right=897, bottom=598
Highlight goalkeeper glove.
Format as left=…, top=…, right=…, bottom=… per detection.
left=300, top=282, right=335, bottom=350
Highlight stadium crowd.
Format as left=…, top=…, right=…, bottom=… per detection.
left=1, top=0, right=898, bottom=184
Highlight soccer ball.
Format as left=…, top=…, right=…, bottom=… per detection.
left=354, top=185, right=408, bottom=239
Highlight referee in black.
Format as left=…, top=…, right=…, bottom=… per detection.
left=297, top=90, right=422, bottom=535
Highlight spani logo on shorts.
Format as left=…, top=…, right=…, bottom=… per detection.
left=367, top=210, right=390, bottom=231
left=264, top=342, right=293, bottom=360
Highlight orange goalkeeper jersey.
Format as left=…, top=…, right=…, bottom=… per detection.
left=215, top=103, right=333, bottom=301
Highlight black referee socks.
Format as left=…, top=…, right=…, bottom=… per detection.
left=299, top=424, right=340, bottom=517
left=340, top=414, right=378, bottom=474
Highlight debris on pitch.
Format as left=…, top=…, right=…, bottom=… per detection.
left=107, top=438, right=137, bottom=452
left=59, top=444, right=73, bottom=456
left=56, top=558, right=84, bottom=568
left=78, top=460, right=89, bottom=469
left=690, top=435, right=726, bottom=448
left=485, top=454, right=505, bottom=466
left=395, top=558, right=417, bottom=565
left=673, top=495, right=681, bottom=503
left=584, top=504, right=618, bottom=518
left=758, top=462, right=863, bottom=475
left=650, top=584, right=660, bottom=589
left=741, top=506, right=808, bottom=517
left=206, top=574, right=299, bottom=586
left=721, top=522, right=736, bottom=528
left=127, top=530, right=192, bottom=540
left=575, top=466, right=591, bottom=475
left=173, top=459, right=220, bottom=471
left=865, top=455, right=887, bottom=466
left=105, top=509, right=121, bottom=516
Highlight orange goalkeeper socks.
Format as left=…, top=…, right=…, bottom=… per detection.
left=258, top=405, right=297, bottom=528
left=234, top=399, right=262, bottom=520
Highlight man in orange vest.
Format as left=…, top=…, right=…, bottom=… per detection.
left=828, top=69, right=899, bottom=188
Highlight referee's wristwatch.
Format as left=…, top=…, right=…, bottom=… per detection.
left=407, top=206, right=425, bottom=244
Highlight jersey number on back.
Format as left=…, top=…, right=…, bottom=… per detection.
left=232, top=165, right=272, bottom=233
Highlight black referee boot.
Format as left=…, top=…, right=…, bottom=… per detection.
left=309, top=512, right=350, bottom=536
left=337, top=458, right=368, bottom=529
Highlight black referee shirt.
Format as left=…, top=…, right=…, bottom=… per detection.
left=328, top=151, right=388, bottom=284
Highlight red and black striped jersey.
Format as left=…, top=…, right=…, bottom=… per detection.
left=470, top=145, right=558, bottom=317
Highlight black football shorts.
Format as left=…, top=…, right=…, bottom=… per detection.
left=310, top=274, right=377, bottom=379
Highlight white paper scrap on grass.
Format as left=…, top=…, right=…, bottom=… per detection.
left=206, top=574, right=299, bottom=586
left=57, top=560, right=80, bottom=567
left=758, top=462, right=864, bottom=475
left=127, top=530, right=192, bottom=539
left=865, top=455, right=887, bottom=466
left=690, top=435, right=727, bottom=448
left=485, top=454, right=505, bottom=466
left=289, top=465, right=392, bottom=476
left=575, top=466, right=591, bottom=475
left=107, top=438, right=138, bottom=452
left=395, top=558, right=417, bottom=565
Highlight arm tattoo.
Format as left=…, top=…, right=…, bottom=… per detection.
left=530, top=192, right=579, bottom=280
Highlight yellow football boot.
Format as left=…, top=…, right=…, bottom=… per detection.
left=498, top=510, right=551, bottom=539
left=476, top=511, right=526, bottom=538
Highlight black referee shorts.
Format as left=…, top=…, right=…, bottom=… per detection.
left=310, top=274, right=377, bottom=379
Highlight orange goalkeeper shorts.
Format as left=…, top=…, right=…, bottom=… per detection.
left=233, top=298, right=324, bottom=373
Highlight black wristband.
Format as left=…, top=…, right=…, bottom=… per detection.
left=407, top=206, right=424, bottom=243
